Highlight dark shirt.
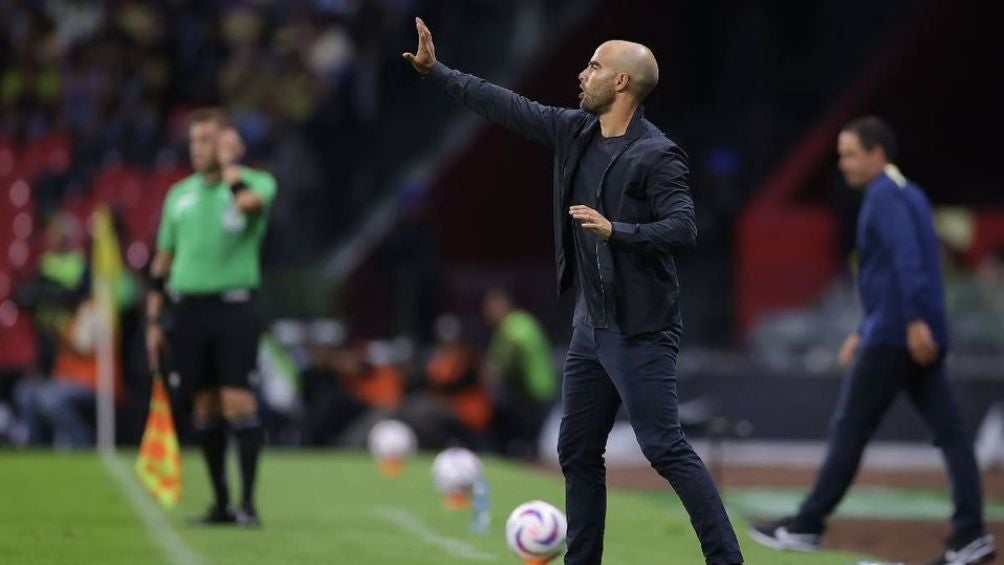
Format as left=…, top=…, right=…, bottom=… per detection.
left=571, top=133, right=629, bottom=329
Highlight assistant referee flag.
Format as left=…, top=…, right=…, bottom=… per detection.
left=135, top=374, right=182, bottom=508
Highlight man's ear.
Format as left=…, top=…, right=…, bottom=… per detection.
left=616, top=73, right=630, bottom=93
left=875, top=146, right=890, bottom=164
left=866, top=145, right=888, bottom=168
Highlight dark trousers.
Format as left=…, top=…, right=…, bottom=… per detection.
left=558, top=324, right=743, bottom=565
left=797, top=346, right=985, bottom=542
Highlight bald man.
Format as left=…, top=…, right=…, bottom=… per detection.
left=405, top=19, right=743, bottom=565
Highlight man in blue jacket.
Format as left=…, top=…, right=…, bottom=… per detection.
left=750, top=117, right=994, bottom=565
left=404, top=17, right=743, bottom=565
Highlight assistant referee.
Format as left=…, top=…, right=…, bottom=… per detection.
left=146, top=108, right=277, bottom=527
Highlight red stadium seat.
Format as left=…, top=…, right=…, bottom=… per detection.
left=91, top=165, right=144, bottom=208
left=0, top=177, right=33, bottom=270
left=0, top=137, right=18, bottom=179
left=21, top=132, right=72, bottom=177
left=139, top=165, right=190, bottom=241
left=4, top=175, right=33, bottom=210
left=62, top=192, right=98, bottom=232
left=0, top=307, right=37, bottom=370
left=0, top=270, right=10, bottom=301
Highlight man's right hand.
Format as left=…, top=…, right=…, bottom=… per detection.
left=837, top=331, right=861, bottom=369
left=906, top=319, right=939, bottom=366
left=146, top=323, right=165, bottom=374
left=402, top=17, right=437, bottom=75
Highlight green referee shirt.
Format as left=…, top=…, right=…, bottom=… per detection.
left=156, top=166, right=277, bottom=294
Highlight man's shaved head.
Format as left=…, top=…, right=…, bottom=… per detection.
left=598, top=40, right=659, bottom=101
left=578, top=40, right=659, bottom=116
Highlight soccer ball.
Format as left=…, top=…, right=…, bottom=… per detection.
left=367, top=419, right=417, bottom=461
left=431, top=447, right=482, bottom=495
left=505, top=500, right=567, bottom=563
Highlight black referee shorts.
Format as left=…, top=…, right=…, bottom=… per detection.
left=166, top=290, right=261, bottom=395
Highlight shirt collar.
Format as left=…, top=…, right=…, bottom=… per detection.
left=883, top=164, right=908, bottom=188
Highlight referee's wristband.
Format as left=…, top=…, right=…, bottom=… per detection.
left=230, top=180, right=250, bottom=198
left=149, top=274, right=166, bottom=293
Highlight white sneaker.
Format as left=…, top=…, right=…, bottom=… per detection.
left=929, top=534, right=996, bottom=565
left=748, top=519, right=822, bottom=552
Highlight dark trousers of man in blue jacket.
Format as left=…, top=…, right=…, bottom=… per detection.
left=797, top=347, right=983, bottom=538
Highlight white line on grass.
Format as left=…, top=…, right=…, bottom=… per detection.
left=376, top=507, right=499, bottom=561
left=100, top=451, right=203, bottom=565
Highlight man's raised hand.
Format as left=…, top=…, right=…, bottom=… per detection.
left=402, top=17, right=437, bottom=75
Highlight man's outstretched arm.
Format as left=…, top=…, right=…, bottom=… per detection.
left=404, top=17, right=576, bottom=148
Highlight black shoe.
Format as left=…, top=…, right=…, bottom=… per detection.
left=235, top=505, right=261, bottom=529
left=188, top=505, right=237, bottom=526
left=748, top=517, right=822, bottom=552
left=929, top=534, right=996, bottom=565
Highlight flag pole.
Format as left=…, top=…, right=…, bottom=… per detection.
left=95, top=275, right=116, bottom=453
left=91, top=207, right=120, bottom=454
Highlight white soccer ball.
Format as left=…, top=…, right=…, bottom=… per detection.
left=505, top=500, right=567, bottom=562
left=367, top=419, right=417, bottom=461
left=431, top=447, right=482, bottom=494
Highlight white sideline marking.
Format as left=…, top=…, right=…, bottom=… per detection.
left=376, top=507, right=499, bottom=561
left=100, top=452, right=203, bottom=565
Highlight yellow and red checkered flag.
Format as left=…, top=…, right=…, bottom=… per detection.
left=135, top=374, right=182, bottom=508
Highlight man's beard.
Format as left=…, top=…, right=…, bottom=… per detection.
left=579, top=88, right=614, bottom=115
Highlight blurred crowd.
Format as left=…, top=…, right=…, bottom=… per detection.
left=0, top=209, right=561, bottom=455
left=0, top=0, right=570, bottom=453
left=1, top=0, right=413, bottom=153
left=278, top=287, right=557, bottom=456
left=0, top=0, right=436, bottom=255
left=0, top=211, right=142, bottom=448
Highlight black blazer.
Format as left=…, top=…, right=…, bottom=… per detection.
left=429, top=63, right=697, bottom=335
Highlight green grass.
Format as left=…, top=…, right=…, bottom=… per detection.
left=723, top=486, right=1004, bottom=522
left=0, top=451, right=871, bottom=565
left=0, top=452, right=169, bottom=565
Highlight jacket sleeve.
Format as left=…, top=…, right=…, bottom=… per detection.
left=871, top=186, right=928, bottom=322
left=427, top=62, right=576, bottom=149
left=607, top=146, right=697, bottom=255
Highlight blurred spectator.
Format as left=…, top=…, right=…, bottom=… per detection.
left=403, top=313, right=491, bottom=448
left=13, top=299, right=122, bottom=448
left=299, top=322, right=403, bottom=446
left=13, top=213, right=89, bottom=376
left=351, top=340, right=405, bottom=411
left=256, top=332, right=303, bottom=445
left=482, top=287, right=557, bottom=458
left=299, top=324, right=357, bottom=445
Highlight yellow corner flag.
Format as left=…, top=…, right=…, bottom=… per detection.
left=135, top=374, right=182, bottom=508
left=91, top=205, right=123, bottom=450
left=91, top=205, right=123, bottom=293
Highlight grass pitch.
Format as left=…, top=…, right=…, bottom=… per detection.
left=0, top=451, right=872, bottom=564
